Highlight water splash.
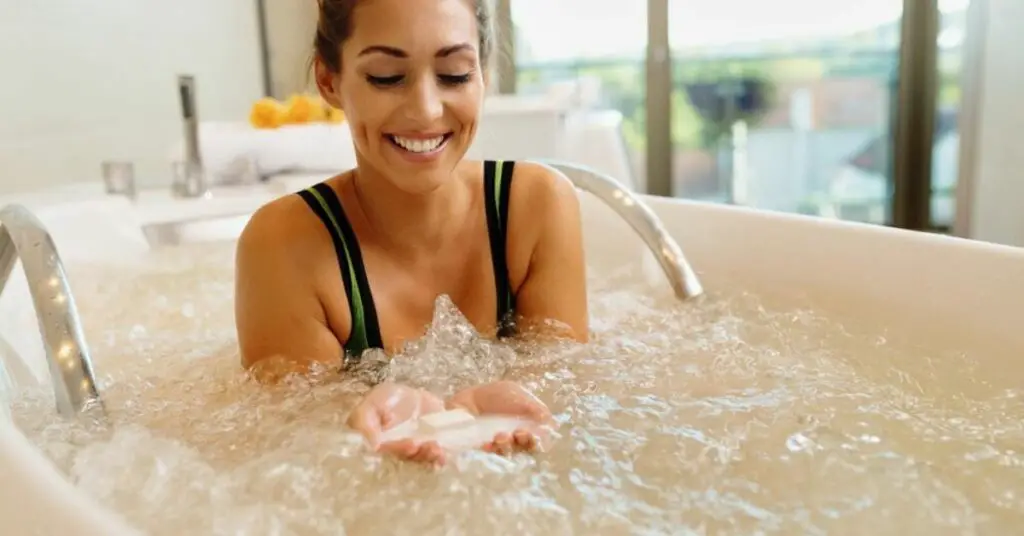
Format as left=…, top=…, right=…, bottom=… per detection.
left=349, top=295, right=520, bottom=397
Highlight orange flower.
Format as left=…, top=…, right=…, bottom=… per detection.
left=249, top=98, right=286, bottom=129
left=326, top=105, right=345, bottom=124
left=284, top=94, right=327, bottom=125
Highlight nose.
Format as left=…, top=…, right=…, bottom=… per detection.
left=404, top=74, right=444, bottom=124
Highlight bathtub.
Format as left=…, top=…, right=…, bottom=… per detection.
left=0, top=168, right=1022, bottom=534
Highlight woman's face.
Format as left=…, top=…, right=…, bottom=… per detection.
left=316, top=0, right=485, bottom=194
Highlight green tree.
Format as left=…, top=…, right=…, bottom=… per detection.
left=672, top=59, right=778, bottom=148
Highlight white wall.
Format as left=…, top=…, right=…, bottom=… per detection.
left=0, top=1, right=265, bottom=194
left=956, top=0, right=1024, bottom=246
left=264, top=0, right=318, bottom=99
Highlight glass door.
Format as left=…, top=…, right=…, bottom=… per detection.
left=503, top=0, right=955, bottom=230
left=931, top=0, right=972, bottom=231
left=509, top=1, right=649, bottom=189
left=661, top=0, right=907, bottom=224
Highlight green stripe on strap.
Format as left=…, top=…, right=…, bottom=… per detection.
left=493, top=160, right=504, bottom=232
left=305, top=187, right=368, bottom=351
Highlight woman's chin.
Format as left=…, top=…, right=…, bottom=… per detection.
left=381, top=168, right=453, bottom=195
left=377, top=153, right=465, bottom=193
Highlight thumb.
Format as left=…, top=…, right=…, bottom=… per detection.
left=524, top=403, right=553, bottom=425
left=349, top=405, right=385, bottom=449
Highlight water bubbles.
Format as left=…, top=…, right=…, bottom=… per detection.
left=786, top=433, right=816, bottom=453
left=6, top=244, right=1024, bottom=534
left=385, top=295, right=519, bottom=396
left=128, top=324, right=146, bottom=340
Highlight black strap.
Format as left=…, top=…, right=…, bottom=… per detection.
left=297, top=183, right=383, bottom=356
left=483, top=160, right=517, bottom=336
left=297, top=187, right=357, bottom=324
left=314, top=183, right=383, bottom=352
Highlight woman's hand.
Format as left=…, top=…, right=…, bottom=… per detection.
left=347, top=382, right=448, bottom=465
left=448, top=380, right=554, bottom=455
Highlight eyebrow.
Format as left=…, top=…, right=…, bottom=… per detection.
left=357, top=43, right=475, bottom=58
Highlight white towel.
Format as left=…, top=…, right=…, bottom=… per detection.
left=167, top=122, right=358, bottom=183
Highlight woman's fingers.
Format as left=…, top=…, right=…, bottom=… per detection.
left=486, top=432, right=514, bottom=455
left=485, top=427, right=541, bottom=456
left=415, top=441, right=446, bottom=466
left=379, top=438, right=418, bottom=457
left=379, top=439, right=446, bottom=466
left=513, top=428, right=537, bottom=450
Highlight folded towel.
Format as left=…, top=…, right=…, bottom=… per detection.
left=167, top=122, right=358, bottom=184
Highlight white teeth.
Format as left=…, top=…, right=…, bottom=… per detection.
left=391, top=135, right=446, bottom=153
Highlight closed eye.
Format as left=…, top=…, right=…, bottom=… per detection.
left=365, top=73, right=473, bottom=88
left=366, top=74, right=403, bottom=87
left=439, top=73, right=471, bottom=86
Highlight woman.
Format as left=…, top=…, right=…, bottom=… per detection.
left=234, top=0, right=588, bottom=465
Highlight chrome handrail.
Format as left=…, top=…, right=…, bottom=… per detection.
left=537, top=161, right=704, bottom=300
left=0, top=204, right=105, bottom=418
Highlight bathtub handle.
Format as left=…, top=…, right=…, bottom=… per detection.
left=0, top=204, right=105, bottom=419
left=534, top=161, right=704, bottom=301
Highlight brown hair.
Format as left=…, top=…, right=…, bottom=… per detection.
left=314, top=0, right=494, bottom=73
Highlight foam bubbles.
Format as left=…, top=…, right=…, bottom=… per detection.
left=7, top=241, right=1024, bottom=534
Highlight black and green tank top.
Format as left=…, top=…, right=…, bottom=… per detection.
left=297, top=160, right=517, bottom=360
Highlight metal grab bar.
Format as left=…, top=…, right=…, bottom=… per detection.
left=537, top=161, right=704, bottom=300
left=0, top=204, right=105, bottom=418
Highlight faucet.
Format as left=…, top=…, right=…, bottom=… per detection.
left=173, top=74, right=211, bottom=198
left=538, top=161, right=704, bottom=300
left=0, top=204, right=105, bottom=419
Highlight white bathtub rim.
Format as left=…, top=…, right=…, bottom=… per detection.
left=640, top=194, right=1024, bottom=259
left=637, top=194, right=1024, bottom=353
left=0, top=419, right=139, bottom=534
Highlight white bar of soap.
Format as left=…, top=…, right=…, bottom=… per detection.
left=419, top=408, right=476, bottom=433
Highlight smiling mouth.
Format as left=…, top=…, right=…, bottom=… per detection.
left=386, top=133, right=453, bottom=154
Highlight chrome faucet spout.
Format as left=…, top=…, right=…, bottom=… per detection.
left=173, top=74, right=211, bottom=199
left=538, top=161, right=704, bottom=300
left=0, top=204, right=105, bottom=418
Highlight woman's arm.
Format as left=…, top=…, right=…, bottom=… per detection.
left=234, top=200, right=345, bottom=383
left=510, top=163, right=590, bottom=343
left=235, top=198, right=449, bottom=463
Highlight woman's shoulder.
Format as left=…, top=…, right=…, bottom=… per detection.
left=478, top=160, right=582, bottom=269
left=468, top=159, right=578, bottom=208
left=237, top=177, right=345, bottom=261
left=505, top=161, right=580, bottom=223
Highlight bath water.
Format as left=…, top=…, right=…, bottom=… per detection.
left=8, top=242, right=1024, bottom=535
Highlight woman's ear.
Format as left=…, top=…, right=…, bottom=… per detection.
left=313, top=57, right=344, bottom=111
